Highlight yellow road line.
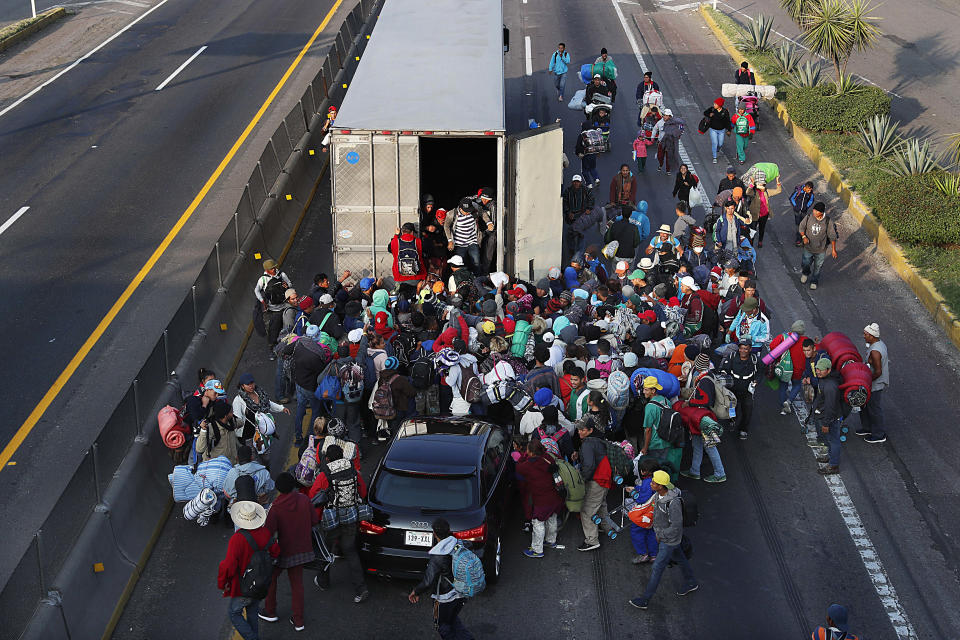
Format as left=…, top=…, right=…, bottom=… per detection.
left=0, top=0, right=345, bottom=471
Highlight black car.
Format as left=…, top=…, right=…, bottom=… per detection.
left=358, top=416, right=513, bottom=583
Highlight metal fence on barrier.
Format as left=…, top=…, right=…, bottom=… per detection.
left=0, top=1, right=383, bottom=637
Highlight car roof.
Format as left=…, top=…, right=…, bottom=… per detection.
left=383, top=417, right=497, bottom=475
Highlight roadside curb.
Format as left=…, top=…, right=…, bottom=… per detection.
left=700, top=5, right=960, bottom=350
left=0, top=7, right=68, bottom=53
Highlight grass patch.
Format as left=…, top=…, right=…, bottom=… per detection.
left=0, top=7, right=65, bottom=43
left=704, top=5, right=960, bottom=319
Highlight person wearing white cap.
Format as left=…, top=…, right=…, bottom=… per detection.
left=562, top=173, right=596, bottom=263
left=219, top=498, right=276, bottom=639
left=857, top=323, right=888, bottom=443
left=652, top=108, right=685, bottom=175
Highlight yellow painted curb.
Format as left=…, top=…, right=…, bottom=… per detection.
left=701, top=6, right=960, bottom=349
left=0, top=7, right=67, bottom=53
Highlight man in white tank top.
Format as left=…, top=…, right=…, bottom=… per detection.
left=856, top=322, right=889, bottom=443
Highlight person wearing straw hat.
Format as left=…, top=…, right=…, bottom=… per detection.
left=628, top=469, right=698, bottom=610
left=218, top=498, right=278, bottom=640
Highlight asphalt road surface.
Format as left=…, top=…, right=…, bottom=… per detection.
left=114, top=0, right=960, bottom=638
left=0, top=0, right=348, bottom=591
left=709, top=0, right=960, bottom=142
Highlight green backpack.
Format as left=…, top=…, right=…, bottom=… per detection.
left=774, top=334, right=794, bottom=383
left=554, top=459, right=585, bottom=512
left=510, top=320, right=532, bottom=358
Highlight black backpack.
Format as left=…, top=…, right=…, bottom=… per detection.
left=653, top=400, right=687, bottom=446
left=264, top=275, right=287, bottom=305
left=239, top=530, right=276, bottom=599
left=679, top=490, right=699, bottom=527
left=411, top=357, right=435, bottom=390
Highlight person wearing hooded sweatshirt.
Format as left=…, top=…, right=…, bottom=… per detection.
left=318, top=334, right=369, bottom=442
left=421, top=204, right=449, bottom=275
left=443, top=344, right=480, bottom=416
left=261, top=473, right=318, bottom=631
left=517, top=439, right=565, bottom=557
left=408, top=518, right=474, bottom=639
left=388, top=222, right=427, bottom=283
left=629, top=470, right=697, bottom=610
left=283, top=325, right=332, bottom=445
left=367, top=288, right=394, bottom=328
left=702, top=97, right=732, bottom=163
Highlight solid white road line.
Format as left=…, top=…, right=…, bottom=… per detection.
left=154, top=45, right=207, bottom=91
left=610, top=1, right=918, bottom=637
left=0, top=207, right=30, bottom=237
left=524, top=36, right=533, bottom=76
left=0, top=0, right=171, bottom=120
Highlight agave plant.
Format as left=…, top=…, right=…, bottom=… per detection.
left=931, top=173, right=960, bottom=197
left=785, top=60, right=822, bottom=88
left=943, top=132, right=960, bottom=167
left=884, top=138, right=938, bottom=177
left=832, top=71, right=867, bottom=96
left=857, top=115, right=900, bottom=159
left=738, top=13, right=775, bottom=52
left=773, top=41, right=803, bottom=75
left=780, top=0, right=820, bottom=28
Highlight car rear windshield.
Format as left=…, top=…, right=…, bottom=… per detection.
left=373, top=470, right=477, bottom=511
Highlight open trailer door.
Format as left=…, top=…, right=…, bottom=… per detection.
left=506, top=123, right=563, bottom=282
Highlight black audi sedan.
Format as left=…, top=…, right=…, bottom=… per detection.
left=358, top=416, right=513, bottom=583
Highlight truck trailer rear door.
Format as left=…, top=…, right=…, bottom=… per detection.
left=506, top=123, right=563, bottom=282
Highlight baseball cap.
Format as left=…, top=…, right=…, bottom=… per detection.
left=642, top=376, right=662, bottom=390
left=815, top=357, right=832, bottom=371
left=359, top=277, right=375, bottom=289
left=616, top=260, right=629, bottom=273
left=629, top=269, right=646, bottom=280
left=318, top=293, right=334, bottom=305
left=204, top=379, right=226, bottom=397
left=572, top=174, right=583, bottom=182
left=447, top=255, right=464, bottom=266
left=662, top=108, right=673, bottom=116
left=548, top=266, right=561, bottom=279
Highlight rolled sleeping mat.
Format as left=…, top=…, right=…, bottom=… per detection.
left=761, top=332, right=798, bottom=365
left=631, top=367, right=681, bottom=399
left=720, top=83, right=776, bottom=98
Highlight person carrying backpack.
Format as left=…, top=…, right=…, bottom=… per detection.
left=574, top=417, right=614, bottom=551
left=388, top=223, right=427, bottom=283
left=308, top=445, right=370, bottom=604
left=372, top=357, right=417, bottom=440
left=317, top=333, right=369, bottom=442
left=253, top=259, right=292, bottom=358
left=629, top=470, right=698, bottom=610
left=218, top=497, right=278, bottom=640
left=638, top=376, right=683, bottom=483
left=408, top=517, right=479, bottom=640
left=789, top=181, right=816, bottom=247
left=516, top=439, right=565, bottom=558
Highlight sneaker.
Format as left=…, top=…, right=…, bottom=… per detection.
left=594, top=178, right=601, bottom=184
left=712, top=157, right=718, bottom=164
left=679, top=469, right=700, bottom=480
left=290, top=617, right=305, bottom=632
left=739, top=430, right=748, bottom=440
left=577, top=541, right=600, bottom=552
left=268, top=352, right=277, bottom=362
left=818, top=464, right=840, bottom=475
left=666, top=171, right=672, bottom=175
left=800, top=274, right=808, bottom=284
left=632, top=554, right=650, bottom=564
left=809, top=283, right=817, bottom=290
left=313, top=574, right=329, bottom=591
left=354, top=589, right=370, bottom=603
left=657, top=166, right=662, bottom=173
left=522, top=521, right=532, bottom=533
left=677, top=584, right=700, bottom=596
left=854, top=428, right=870, bottom=437
left=815, top=452, right=830, bottom=463
left=377, top=429, right=390, bottom=442
left=739, top=159, right=745, bottom=164
left=629, top=597, right=649, bottom=610
left=544, top=541, right=565, bottom=550
left=277, top=396, right=291, bottom=405
left=703, top=474, right=726, bottom=483
left=864, top=434, right=887, bottom=443
left=558, top=95, right=564, bottom=102
left=780, top=401, right=792, bottom=415
left=522, top=548, right=544, bottom=558
left=586, top=183, right=594, bottom=189
left=258, top=613, right=279, bottom=623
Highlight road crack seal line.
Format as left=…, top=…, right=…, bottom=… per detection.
left=591, top=547, right=614, bottom=640
left=792, top=401, right=918, bottom=639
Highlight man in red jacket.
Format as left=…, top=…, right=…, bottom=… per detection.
left=517, top=440, right=565, bottom=558
left=770, top=320, right=808, bottom=415
left=388, top=222, right=426, bottom=284
left=218, top=499, right=279, bottom=640
left=259, top=472, right=318, bottom=632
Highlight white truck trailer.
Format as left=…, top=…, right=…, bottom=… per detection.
left=329, top=0, right=563, bottom=282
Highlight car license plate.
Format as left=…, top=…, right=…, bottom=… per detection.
left=405, top=530, right=433, bottom=547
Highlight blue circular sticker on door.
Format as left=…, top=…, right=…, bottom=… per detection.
left=345, top=151, right=360, bottom=164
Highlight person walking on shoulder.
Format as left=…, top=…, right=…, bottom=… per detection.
left=702, top=98, right=732, bottom=164
left=798, top=202, right=839, bottom=290
left=731, top=104, right=755, bottom=165
left=629, top=469, right=698, bottom=610
left=548, top=43, right=570, bottom=102
left=856, top=323, right=888, bottom=444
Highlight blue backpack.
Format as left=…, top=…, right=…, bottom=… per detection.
left=450, top=543, right=486, bottom=598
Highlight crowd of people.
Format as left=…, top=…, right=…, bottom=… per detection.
left=150, top=47, right=891, bottom=640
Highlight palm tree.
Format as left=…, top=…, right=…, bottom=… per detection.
left=801, top=0, right=882, bottom=83
left=779, top=0, right=819, bottom=29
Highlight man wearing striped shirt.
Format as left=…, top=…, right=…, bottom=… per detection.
left=443, top=198, right=492, bottom=275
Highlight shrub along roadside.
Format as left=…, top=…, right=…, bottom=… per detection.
left=872, top=174, right=960, bottom=245
left=785, top=85, right=890, bottom=132
left=704, top=6, right=960, bottom=318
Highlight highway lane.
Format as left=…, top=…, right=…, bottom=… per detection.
left=0, top=0, right=349, bottom=590
left=711, top=0, right=960, bottom=142
left=115, top=1, right=960, bottom=638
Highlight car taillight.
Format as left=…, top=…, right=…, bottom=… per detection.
left=360, top=520, right=385, bottom=535
left=453, top=523, right=486, bottom=543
